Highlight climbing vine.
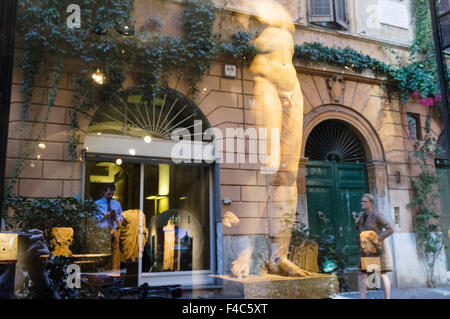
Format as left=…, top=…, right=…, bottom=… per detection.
left=5, top=0, right=443, bottom=209
left=407, top=112, right=446, bottom=287
left=406, top=0, right=446, bottom=288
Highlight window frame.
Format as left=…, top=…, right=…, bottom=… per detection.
left=307, top=0, right=334, bottom=23
left=82, top=136, right=218, bottom=287
left=307, top=0, right=349, bottom=30
left=0, top=0, right=18, bottom=224
left=407, top=112, right=422, bottom=140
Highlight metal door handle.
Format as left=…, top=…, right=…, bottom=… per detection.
left=317, top=211, right=325, bottom=220
left=339, top=226, right=343, bottom=237
left=352, top=211, right=358, bottom=221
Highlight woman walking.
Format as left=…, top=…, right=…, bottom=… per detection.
left=355, top=194, right=394, bottom=299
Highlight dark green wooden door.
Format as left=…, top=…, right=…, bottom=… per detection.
left=306, top=160, right=368, bottom=268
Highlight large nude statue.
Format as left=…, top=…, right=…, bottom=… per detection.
left=229, top=0, right=310, bottom=278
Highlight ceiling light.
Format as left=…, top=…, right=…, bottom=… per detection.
left=91, top=69, right=105, bottom=85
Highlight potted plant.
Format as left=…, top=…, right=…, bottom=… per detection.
left=312, top=215, right=352, bottom=292
left=5, top=195, right=108, bottom=255
left=5, top=195, right=112, bottom=298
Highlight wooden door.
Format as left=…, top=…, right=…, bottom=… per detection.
left=306, top=160, right=368, bottom=268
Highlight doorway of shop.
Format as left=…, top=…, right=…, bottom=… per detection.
left=305, top=120, right=369, bottom=271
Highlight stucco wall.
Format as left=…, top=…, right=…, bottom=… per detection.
left=5, top=0, right=448, bottom=288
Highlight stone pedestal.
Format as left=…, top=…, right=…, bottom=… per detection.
left=219, top=274, right=340, bottom=299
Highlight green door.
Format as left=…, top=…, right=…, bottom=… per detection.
left=306, top=160, right=368, bottom=268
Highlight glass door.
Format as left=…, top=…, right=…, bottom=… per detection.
left=83, top=157, right=214, bottom=286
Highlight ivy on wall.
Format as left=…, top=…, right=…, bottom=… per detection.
left=4, top=0, right=442, bottom=206
left=407, top=113, right=446, bottom=287
left=406, top=0, right=447, bottom=287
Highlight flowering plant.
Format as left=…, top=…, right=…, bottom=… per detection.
left=412, top=91, right=442, bottom=107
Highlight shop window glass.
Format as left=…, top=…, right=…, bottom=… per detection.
left=84, top=159, right=211, bottom=274
left=142, top=163, right=210, bottom=272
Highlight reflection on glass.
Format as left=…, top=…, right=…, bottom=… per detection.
left=143, top=164, right=210, bottom=273
left=84, top=161, right=141, bottom=212
left=87, top=88, right=209, bottom=140
left=84, top=160, right=211, bottom=273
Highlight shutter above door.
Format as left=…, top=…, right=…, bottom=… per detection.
left=308, top=0, right=334, bottom=23
left=334, top=0, right=349, bottom=30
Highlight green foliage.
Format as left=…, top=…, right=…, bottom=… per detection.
left=182, top=0, right=217, bottom=92
left=391, top=61, right=440, bottom=102
left=4, top=57, right=65, bottom=205
left=311, top=217, right=352, bottom=292
left=46, top=256, right=79, bottom=299
left=293, top=41, right=440, bottom=102
left=407, top=112, right=446, bottom=287
left=6, top=195, right=109, bottom=254
left=405, top=0, right=445, bottom=288
left=290, top=221, right=315, bottom=247
left=396, top=0, right=439, bottom=102
left=13, top=0, right=220, bottom=165
left=226, top=34, right=439, bottom=102
left=294, top=42, right=391, bottom=75
left=289, top=216, right=351, bottom=292
left=219, top=31, right=257, bottom=60
left=411, top=0, right=436, bottom=61
left=13, top=0, right=440, bottom=164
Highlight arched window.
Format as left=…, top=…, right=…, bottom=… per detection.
left=88, top=87, right=210, bottom=140
left=83, top=87, right=217, bottom=286
left=305, top=120, right=366, bottom=163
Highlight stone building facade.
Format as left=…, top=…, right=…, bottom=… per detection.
left=5, top=0, right=449, bottom=290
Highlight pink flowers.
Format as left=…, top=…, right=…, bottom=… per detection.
left=412, top=92, right=441, bottom=107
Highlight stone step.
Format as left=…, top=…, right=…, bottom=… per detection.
left=217, top=273, right=340, bottom=299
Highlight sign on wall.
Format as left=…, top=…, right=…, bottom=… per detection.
left=378, top=0, right=410, bottom=29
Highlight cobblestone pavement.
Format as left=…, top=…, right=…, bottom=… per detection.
left=333, top=285, right=450, bottom=299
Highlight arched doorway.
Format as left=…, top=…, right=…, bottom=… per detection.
left=82, top=87, right=218, bottom=286
left=305, top=119, right=369, bottom=268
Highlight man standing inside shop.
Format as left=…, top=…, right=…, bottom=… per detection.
left=95, top=183, right=123, bottom=271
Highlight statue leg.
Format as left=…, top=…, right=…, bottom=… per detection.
left=267, top=88, right=310, bottom=277
left=253, top=76, right=282, bottom=173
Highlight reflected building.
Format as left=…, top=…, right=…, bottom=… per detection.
left=3, top=0, right=450, bottom=293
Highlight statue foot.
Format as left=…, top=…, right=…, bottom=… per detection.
left=231, top=248, right=251, bottom=278
left=268, top=256, right=311, bottom=277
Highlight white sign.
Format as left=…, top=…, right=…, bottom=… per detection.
left=224, top=64, right=237, bottom=78
left=379, top=0, right=410, bottom=29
